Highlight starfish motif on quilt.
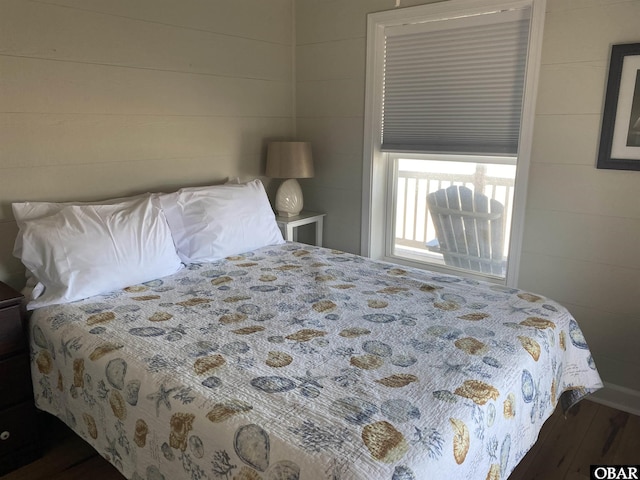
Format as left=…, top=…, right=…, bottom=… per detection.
left=105, top=435, right=122, bottom=464
left=146, top=383, right=178, bottom=417
left=180, top=287, right=210, bottom=297
left=294, top=370, right=327, bottom=389
left=198, top=322, right=221, bottom=335
left=167, top=324, right=188, bottom=336
left=288, top=317, right=308, bottom=327
left=434, top=360, right=472, bottom=377
left=59, top=336, right=82, bottom=364
left=502, top=304, right=533, bottom=316
left=292, top=317, right=324, bottom=328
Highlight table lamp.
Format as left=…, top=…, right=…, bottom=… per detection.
left=266, top=141, right=314, bottom=217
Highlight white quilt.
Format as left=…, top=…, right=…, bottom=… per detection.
left=29, top=243, right=603, bottom=480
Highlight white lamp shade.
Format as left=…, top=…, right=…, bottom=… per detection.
left=275, top=179, right=303, bottom=217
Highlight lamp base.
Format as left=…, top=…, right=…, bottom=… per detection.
left=277, top=211, right=299, bottom=217
left=275, top=178, right=303, bottom=217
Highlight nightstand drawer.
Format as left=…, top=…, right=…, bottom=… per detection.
left=0, top=402, right=39, bottom=463
left=0, top=305, right=25, bottom=358
left=0, top=354, right=33, bottom=409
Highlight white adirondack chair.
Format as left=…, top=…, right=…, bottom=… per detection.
left=426, top=185, right=506, bottom=276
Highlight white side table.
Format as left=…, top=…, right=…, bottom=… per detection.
left=276, top=211, right=326, bottom=246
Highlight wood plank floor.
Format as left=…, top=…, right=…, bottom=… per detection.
left=2, top=400, right=638, bottom=480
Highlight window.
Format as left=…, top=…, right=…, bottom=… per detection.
left=362, top=0, right=546, bottom=285
left=391, top=154, right=516, bottom=277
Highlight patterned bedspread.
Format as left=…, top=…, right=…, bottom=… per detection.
left=28, top=243, right=602, bottom=480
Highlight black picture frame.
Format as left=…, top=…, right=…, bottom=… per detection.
left=597, top=43, right=640, bottom=171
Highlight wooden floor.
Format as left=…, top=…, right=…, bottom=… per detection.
left=2, top=400, right=638, bottom=480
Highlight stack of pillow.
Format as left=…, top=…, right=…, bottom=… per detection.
left=12, top=180, right=285, bottom=310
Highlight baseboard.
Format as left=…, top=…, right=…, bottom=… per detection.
left=588, top=382, right=640, bottom=416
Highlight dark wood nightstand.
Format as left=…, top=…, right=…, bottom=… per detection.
left=0, top=282, right=41, bottom=475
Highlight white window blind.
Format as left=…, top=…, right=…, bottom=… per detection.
left=381, top=8, right=531, bottom=155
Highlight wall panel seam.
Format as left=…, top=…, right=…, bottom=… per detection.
left=525, top=206, right=640, bottom=221
left=26, top=0, right=292, bottom=46
left=520, top=249, right=640, bottom=273
left=0, top=54, right=292, bottom=83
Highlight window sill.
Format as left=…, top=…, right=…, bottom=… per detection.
left=383, top=246, right=507, bottom=285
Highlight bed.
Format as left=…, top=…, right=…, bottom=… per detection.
left=14, top=180, right=603, bottom=480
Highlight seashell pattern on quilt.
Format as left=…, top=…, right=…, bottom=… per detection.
left=28, top=243, right=602, bottom=480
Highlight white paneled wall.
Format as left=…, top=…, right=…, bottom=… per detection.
left=0, top=0, right=294, bottom=288
left=295, top=13, right=368, bottom=251
left=522, top=0, right=640, bottom=402
left=295, top=0, right=640, bottom=408
left=1, top=0, right=638, bottom=409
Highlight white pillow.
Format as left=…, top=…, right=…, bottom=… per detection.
left=18, top=196, right=183, bottom=309
left=12, top=193, right=149, bottom=259
left=159, top=179, right=285, bottom=263
left=13, top=193, right=152, bottom=296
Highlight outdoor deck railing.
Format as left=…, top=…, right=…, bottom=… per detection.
left=395, top=166, right=515, bottom=255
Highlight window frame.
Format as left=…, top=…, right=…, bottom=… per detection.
left=386, top=152, right=517, bottom=282
left=361, top=0, right=546, bottom=287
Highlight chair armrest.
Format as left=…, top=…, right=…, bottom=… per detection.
left=426, top=238, right=440, bottom=252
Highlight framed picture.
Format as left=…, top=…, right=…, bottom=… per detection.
left=597, top=43, right=640, bottom=171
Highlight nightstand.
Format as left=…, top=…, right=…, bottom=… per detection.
left=0, top=282, right=40, bottom=475
left=276, top=211, right=326, bottom=246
